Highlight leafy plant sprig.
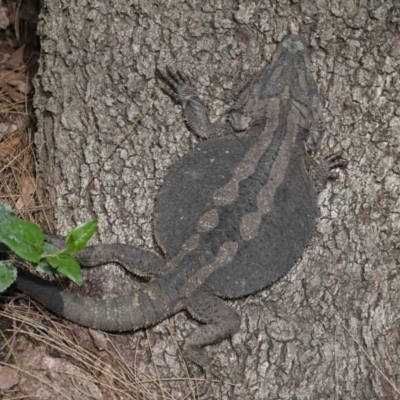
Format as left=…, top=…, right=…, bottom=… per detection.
left=0, top=204, right=98, bottom=293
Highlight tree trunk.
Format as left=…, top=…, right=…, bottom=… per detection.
left=18, top=1, right=400, bottom=399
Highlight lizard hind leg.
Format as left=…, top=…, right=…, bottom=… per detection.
left=184, top=288, right=240, bottom=395
left=45, top=233, right=166, bottom=279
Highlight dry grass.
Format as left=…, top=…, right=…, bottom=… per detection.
left=0, top=296, right=199, bottom=399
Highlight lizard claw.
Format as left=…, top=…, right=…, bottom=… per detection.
left=157, top=67, right=197, bottom=104
left=308, top=151, right=347, bottom=191
left=322, top=151, right=348, bottom=179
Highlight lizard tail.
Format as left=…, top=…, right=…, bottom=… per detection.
left=15, top=269, right=167, bottom=332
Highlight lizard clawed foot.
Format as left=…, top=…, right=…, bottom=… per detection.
left=321, top=151, right=348, bottom=180
left=156, top=67, right=197, bottom=104
left=308, top=151, right=347, bottom=191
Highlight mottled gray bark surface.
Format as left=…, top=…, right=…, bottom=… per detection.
left=23, top=1, right=400, bottom=399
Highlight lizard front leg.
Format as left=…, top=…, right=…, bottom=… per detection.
left=306, top=151, right=347, bottom=192
left=157, top=67, right=231, bottom=138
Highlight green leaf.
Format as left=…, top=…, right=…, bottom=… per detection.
left=0, top=204, right=18, bottom=224
left=0, top=261, right=17, bottom=292
left=0, top=220, right=44, bottom=262
left=46, top=254, right=82, bottom=285
left=65, top=219, right=98, bottom=253
left=35, top=260, right=57, bottom=274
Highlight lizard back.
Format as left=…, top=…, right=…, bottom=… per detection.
left=154, top=35, right=321, bottom=298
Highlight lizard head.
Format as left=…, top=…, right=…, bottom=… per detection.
left=260, top=34, right=317, bottom=105
left=259, top=35, right=324, bottom=150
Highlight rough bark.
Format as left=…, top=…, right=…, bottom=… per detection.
left=20, top=1, right=400, bottom=399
